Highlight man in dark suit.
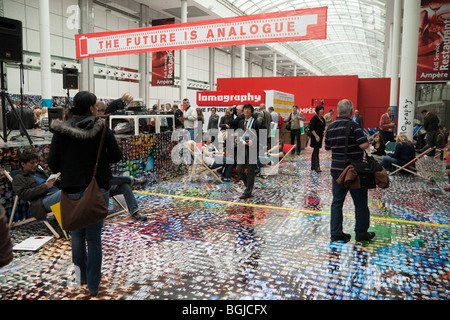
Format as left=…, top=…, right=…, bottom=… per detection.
left=421, top=109, right=439, bottom=156
left=352, top=110, right=364, bottom=129
left=236, top=104, right=262, bottom=200
left=165, top=103, right=174, bottom=131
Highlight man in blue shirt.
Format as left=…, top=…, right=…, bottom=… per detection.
left=325, top=99, right=375, bottom=242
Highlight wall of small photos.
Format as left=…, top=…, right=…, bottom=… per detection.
left=0, top=132, right=186, bottom=222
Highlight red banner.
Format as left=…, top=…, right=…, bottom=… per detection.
left=75, top=7, right=327, bottom=59
left=416, top=0, right=450, bottom=82
left=152, top=18, right=175, bottom=86
left=196, top=91, right=265, bottom=106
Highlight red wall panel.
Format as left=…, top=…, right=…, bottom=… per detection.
left=357, top=78, right=391, bottom=129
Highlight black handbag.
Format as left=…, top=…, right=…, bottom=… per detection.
left=341, top=121, right=382, bottom=189
left=286, top=114, right=292, bottom=131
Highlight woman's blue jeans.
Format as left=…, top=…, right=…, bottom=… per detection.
left=380, top=155, right=398, bottom=170
left=67, top=188, right=109, bottom=292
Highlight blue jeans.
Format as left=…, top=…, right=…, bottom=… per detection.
left=109, top=177, right=139, bottom=214
left=380, top=155, right=398, bottom=170
left=42, top=190, right=62, bottom=212
left=185, top=128, right=194, bottom=141
left=424, top=131, right=437, bottom=154
left=210, top=157, right=235, bottom=179
left=330, top=178, right=370, bottom=238
left=68, top=188, right=109, bottom=292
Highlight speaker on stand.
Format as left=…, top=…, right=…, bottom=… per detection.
left=0, top=16, right=33, bottom=145
left=63, top=67, right=78, bottom=112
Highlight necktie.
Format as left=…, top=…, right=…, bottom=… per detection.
left=244, top=120, right=248, bottom=132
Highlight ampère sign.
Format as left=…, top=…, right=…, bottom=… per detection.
left=197, top=91, right=265, bottom=106
left=76, top=7, right=327, bottom=59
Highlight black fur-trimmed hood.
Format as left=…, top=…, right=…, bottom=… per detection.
left=50, top=116, right=105, bottom=140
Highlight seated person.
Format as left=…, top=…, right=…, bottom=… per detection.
left=12, top=152, right=146, bottom=222
left=12, top=152, right=61, bottom=221
left=258, top=142, right=286, bottom=167
left=201, top=136, right=235, bottom=182
left=370, top=132, right=386, bottom=156
left=109, top=175, right=147, bottom=221
left=380, top=133, right=416, bottom=171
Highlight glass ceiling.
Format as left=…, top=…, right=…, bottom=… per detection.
left=216, top=0, right=388, bottom=78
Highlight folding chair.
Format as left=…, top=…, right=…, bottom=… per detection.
left=364, top=128, right=378, bottom=142
left=262, top=144, right=296, bottom=177
left=107, top=195, right=130, bottom=219
left=363, top=128, right=373, bottom=142
left=385, top=141, right=397, bottom=153
left=389, top=147, right=436, bottom=181
left=2, top=169, right=61, bottom=238
left=413, top=126, right=421, bottom=137
left=183, top=141, right=223, bottom=183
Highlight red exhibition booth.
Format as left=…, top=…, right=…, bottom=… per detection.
left=217, top=75, right=391, bottom=129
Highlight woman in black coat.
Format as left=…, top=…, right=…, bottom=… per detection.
left=48, top=91, right=122, bottom=297
left=309, top=105, right=326, bottom=172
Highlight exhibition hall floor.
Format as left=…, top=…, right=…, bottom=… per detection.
left=1, top=147, right=449, bottom=301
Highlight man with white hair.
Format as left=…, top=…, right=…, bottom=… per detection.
left=325, top=99, right=375, bottom=242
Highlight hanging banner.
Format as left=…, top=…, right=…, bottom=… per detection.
left=416, top=0, right=450, bottom=82
left=196, top=90, right=266, bottom=106
left=75, top=7, right=327, bottom=59
left=152, top=18, right=175, bottom=86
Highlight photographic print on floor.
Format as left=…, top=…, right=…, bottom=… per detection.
left=1, top=147, right=449, bottom=300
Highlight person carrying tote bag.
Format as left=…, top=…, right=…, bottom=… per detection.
left=48, top=91, right=122, bottom=297
left=59, top=124, right=108, bottom=231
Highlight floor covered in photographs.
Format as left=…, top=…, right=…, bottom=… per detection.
left=1, top=147, right=449, bottom=300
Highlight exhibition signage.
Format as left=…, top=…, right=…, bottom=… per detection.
left=75, top=7, right=328, bottom=59
left=196, top=90, right=266, bottom=106
left=151, top=18, right=175, bottom=86
left=265, top=90, right=295, bottom=117
left=416, top=0, right=450, bottom=82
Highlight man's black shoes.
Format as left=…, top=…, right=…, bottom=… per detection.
left=356, top=232, right=376, bottom=242
left=330, top=233, right=351, bottom=242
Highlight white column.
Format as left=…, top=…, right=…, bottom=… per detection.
left=180, top=0, right=187, bottom=100
left=273, top=53, right=277, bottom=76
left=241, top=45, right=245, bottom=77
left=398, top=0, right=420, bottom=140
left=261, top=59, right=266, bottom=77
left=389, top=0, right=402, bottom=118
left=209, top=47, right=215, bottom=90
left=79, top=0, right=94, bottom=92
left=231, top=46, right=236, bottom=78
left=39, top=0, right=52, bottom=108
left=139, top=4, right=149, bottom=107
left=248, top=52, right=253, bottom=77
left=293, top=65, right=297, bottom=76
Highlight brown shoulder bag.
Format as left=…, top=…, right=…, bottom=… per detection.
left=60, top=124, right=108, bottom=231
